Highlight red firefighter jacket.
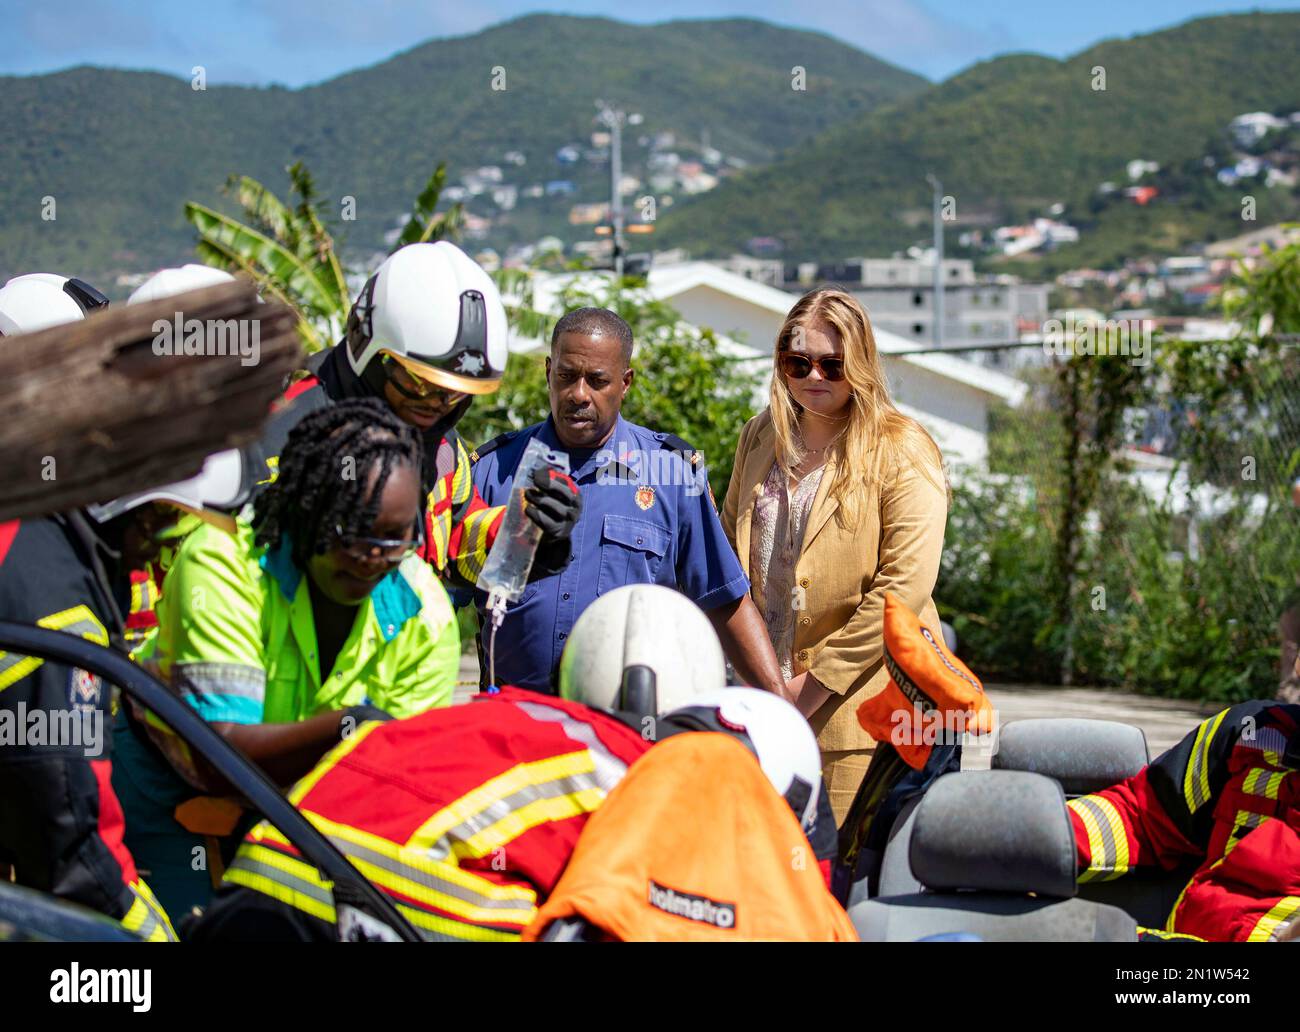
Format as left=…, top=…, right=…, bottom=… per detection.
left=222, top=688, right=653, bottom=941
left=1068, top=700, right=1300, bottom=942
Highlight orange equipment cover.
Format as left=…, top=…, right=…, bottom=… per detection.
left=857, top=593, right=995, bottom=770
left=524, top=733, right=858, bottom=942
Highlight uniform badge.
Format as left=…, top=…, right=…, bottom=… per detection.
left=635, top=486, right=656, bottom=511
left=69, top=667, right=103, bottom=713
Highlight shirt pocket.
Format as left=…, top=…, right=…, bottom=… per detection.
left=263, top=650, right=306, bottom=724
left=597, top=514, right=671, bottom=596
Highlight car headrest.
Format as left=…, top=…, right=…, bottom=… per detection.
left=908, top=771, right=1077, bottom=898
left=992, top=719, right=1149, bottom=796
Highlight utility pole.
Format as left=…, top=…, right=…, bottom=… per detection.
left=595, top=102, right=642, bottom=281
left=926, top=173, right=944, bottom=349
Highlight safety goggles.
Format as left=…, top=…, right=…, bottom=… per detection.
left=778, top=352, right=846, bottom=382
left=333, top=521, right=425, bottom=565
left=381, top=354, right=468, bottom=405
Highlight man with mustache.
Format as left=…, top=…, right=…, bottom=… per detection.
left=469, top=307, right=785, bottom=697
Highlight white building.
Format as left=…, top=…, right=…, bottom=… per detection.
left=511, top=261, right=1027, bottom=470
left=1229, top=112, right=1288, bottom=149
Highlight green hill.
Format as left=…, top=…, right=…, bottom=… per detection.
left=654, top=11, right=1300, bottom=262
left=0, top=14, right=925, bottom=286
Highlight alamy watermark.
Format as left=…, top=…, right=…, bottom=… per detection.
left=1042, top=314, right=1152, bottom=367
left=0, top=702, right=103, bottom=757
left=152, top=312, right=260, bottom=367
left=595, top=448, right=709, bottom=496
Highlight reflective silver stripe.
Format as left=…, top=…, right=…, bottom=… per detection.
left=513, top=700, right=630, bottom=792
left=1072, top=796, right=1120, bottom=875
left=1240, top=726, right=1289, bottom=758
left=326, top=835, right=530, bottom=911
left=427, top=771, right=605, bottom=860
left=1237, top=811, right=1266, bottom=831
left=173, top=662, right=266, bottom=701
left=131, top=908, right=160, bottom=942
left=45, top=617, right=105, bottom=642
left=227, top=855, right=336, bottom=909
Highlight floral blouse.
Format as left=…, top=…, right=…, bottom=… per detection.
left=749, top=459, right=826, bottom=680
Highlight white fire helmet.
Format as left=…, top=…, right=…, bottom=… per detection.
left=0, top=273, right=109, bottom=336
left=666, top=687, right=822, bottom=832
left=127, top=264, right=235, bottom=305
left=558, top=584, right=726, bottom=716
left=85, top=448, right=247, bottom=532
left=345, top=241, right=507, bottom=395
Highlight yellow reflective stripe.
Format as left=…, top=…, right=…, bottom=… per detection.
left=1241, top=768, right=1286, bottom=800
left=286, top=719, right=382, bottom=806
left=451, top=442, right=472, bottom=505
left=120, top=880, right=178, bottom=942
left=225, top=843, right=337, bottom=923
left=1069, top=795, right=1129, bottom=883
left=0, top=605, right=112, bottom=693
left=399, top=904, right=521, bottom=942
left=337, top=851, right=536, bottom=927
left=455, top=505, right=500, bottom=581
left=1248, top=895, right=1300, bottom=942
left=0, top=653, right=43, bottom=692
left=1228, top=809, right=1269, bottom=848
left=129, top=578, right=156, bottom=617
left=1137, top=927, right=1206, bottom=942
left=251, top=811, right=537, bottom=908
left=1182, top=709, right=1228, bottom=812
left=229, top=834, right=532, bottom=937
left=431, top=508, right=450, bottom=567
left=455, top=786, right=605, bottom=860
left=38, top=604, right=110, bottom=644
left=1166, top=852, right=1229, bottom=932
left=408, top=750, right=594, bottom=851
left=284, top=810, right=536, bottom=904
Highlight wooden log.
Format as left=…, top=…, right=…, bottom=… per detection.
left=0, top=279, right=303, bottom=521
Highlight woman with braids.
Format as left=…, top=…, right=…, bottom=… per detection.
left=111, top=398, right=461, bottom=920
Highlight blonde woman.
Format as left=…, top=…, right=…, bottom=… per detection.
left=722, top=288, right=948, bottom=824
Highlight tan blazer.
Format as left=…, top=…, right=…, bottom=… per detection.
left=722, top=410, right=948, bottom=752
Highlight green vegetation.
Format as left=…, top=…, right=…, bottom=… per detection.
left=184, top=161, right=462, bottom=351
left=937, top=238, right=1300, bottom=700
left=657, top=11, right=1300, bottom=264
left=0, top=14, right=923, bottom=285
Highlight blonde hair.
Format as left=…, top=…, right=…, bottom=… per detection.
left=770, top=288, right=945, bottom=523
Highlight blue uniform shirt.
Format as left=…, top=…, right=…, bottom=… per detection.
left=470, top=415, right=749, bottom=692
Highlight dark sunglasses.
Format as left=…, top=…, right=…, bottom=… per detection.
left=333, top=521, right=425, bottom=565
left=778, top=352, right=846, bottom=382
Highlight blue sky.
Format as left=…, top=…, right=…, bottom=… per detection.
left=1, top=0, right=1295, bottom=84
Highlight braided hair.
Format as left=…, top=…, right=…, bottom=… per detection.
left=253, top=398, right=424, bottom=568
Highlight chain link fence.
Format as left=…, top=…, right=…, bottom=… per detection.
left=933, top=335, right=1300, bottom=703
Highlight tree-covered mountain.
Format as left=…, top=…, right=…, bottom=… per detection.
left=653, top=11, right=1300, bottom=263
left=0, top=14, right=925, bottom=285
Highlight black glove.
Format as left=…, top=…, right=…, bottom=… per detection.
left=524, top=466, right=581, bottom=579
left=339, top=704, right=394, bottom=741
